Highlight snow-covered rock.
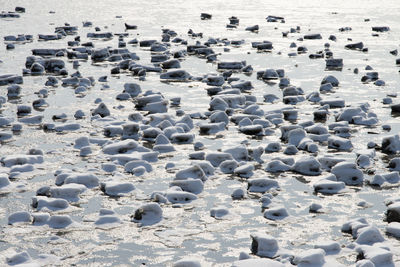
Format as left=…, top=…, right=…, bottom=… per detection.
left=48, top=215, right=74, bottom=229
left=331, top=162, right=364, bottom=185
left=170, top=179, right=204, bottom=194
left=8, top=211, right=31, bottom=224
left=292, top=157, right=321, bottom=176
left=100, top=181, right=135, bottom=196
left=264, top=206, right=289, bottom=220
left=250, top=233, right=281, bottom=258
left=132, top=203, right=162, bottom=225
left=356, top=226, right=385, bottom=245
left=386, top=222, right=400, bottom=237
left=313, top=178, right=346, bottom=194
left=248, top=178, right=279, bottom=193
left=355, top=245, right=394, bottom=266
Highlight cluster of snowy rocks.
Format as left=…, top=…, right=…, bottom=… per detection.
left=1, top=4, right=400, bottom=266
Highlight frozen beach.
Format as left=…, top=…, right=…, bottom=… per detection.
left=0, top=0, right=400, bottom=266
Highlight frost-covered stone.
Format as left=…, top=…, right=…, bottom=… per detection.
left=8, top=211, right=31, bottom=224
left=199, top=122, right=226, bottom=135
left=1, top=154, right=43, bottom=167
left=220, top=160, right=239, bottom=174
left=369, top=172, right=400, bottom=186
left=313, top=178, right=346, bottom=194
left=262, top=69, right=279, bottom=80
left=206, top=152, right=234, bottom=167
left=292, top=157, right=321, bottom=176
left=335, top=107, right=378, bottom=126
left=170, top=179, right=204, bottom=194
left=102, top=140, right=139, bottom=154
left=210, top=206, right=229, bottom=218
left=74, top=137, right=90, bottom=149
left=64, top=173, right=99, bottom=188
left=288, top=128, right=306, bottom=147
left=224, top=146, right=248, bottom=161
left=160, top=70, right=191, bottom=81
left=55, top=123, right=80, bottom=132
left=355, top=245, right=394, bottom=266
left=48, top=215, right=74, bottom=229
left=100, top=181, right=135, bottom=196
left=175, top=165, right=206, bottom=181
left=331, top=162, right=364, bottom=185
left=265, top=160, right=291, bottom=173
left=264, top=206, right=289, bottom=220
left=314, top=241, right=341, bottom=254
left=48, top=184, right=87, bottom=201
left=124, top=160, right=153, bottom=173
left=250, top=233, right=280, bottom=258
left=234, top=164, right=254, bottom=178
left=10, top=164, right=34, bottom=173
left=321, top=75, right=339, bottom=87
left=382, top=135, right=400, bottom=154
left=386, top=202, right=400, bottom=223
left=293, top=249, right=326, bottom=266
left=356, top=226, right=385, bottom=245
left=328, top=135, right=353, bottom=151
left=386, top=222, right=400, bottom=238
left=342, top=218, right=369, bottom=237
left=265, top=142, right=281, bottom=153
left=92, top=102, right=110, bottom=117
left=318, top=157, right=346, bottom=171
left=231, top=188, right=246, bottom=200
left=240, top=125, right=264, bottom=136
left=171, top=133, right=194, bottom=144
left=309, top=203, right=323, bottom=213
left=326, top=58, right=343, bottom=69
left=264, top=94, right=280, bottom=103
left=165, top=190, right=197, bottom=204
left=248, top=178, right=279, bottom=193
left=32, top=196, right=69, bottom=211
left=132, top=203, right=162, bottom=225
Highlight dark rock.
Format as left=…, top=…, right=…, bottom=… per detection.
left=329, top=35, right=337, bottom=41
left=326, top=58, right=343, bottom=70
left=245, top=25, right=259, bottom=32
left=386, top=204, right=400, bottom=223
left=297, top=46, right=308, bottom=54
left=304, top=33, right=322, bottom=40
left=15, top=6, right=25, bottom=13
left=125, top=23, right=137, bottom=30
left=339, top=26, right=352, bottom=32
left=139, top=40, right=157, bottom=47
left=201, top=13, right=212, bottom=20
left=266, top=15, right=285, bottom=23
left=345, top=42, right=363, bottom=50
left=0, top=74, right=23, bottom=86
left=229, top=16, right=239, bottom=25
left=372, top=26, right=390, bottom=32
left=87, top=32, right=112, bottom=39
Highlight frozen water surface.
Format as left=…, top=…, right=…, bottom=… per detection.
left=0, top=0, right=400, bottom=266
